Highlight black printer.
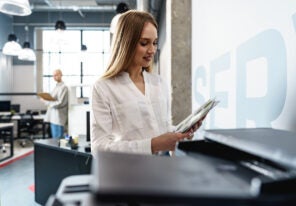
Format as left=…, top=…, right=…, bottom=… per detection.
left=46, top=128, right=296, bottom=206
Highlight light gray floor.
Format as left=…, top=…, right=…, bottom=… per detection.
left=0, top=154, right=41, bottom=206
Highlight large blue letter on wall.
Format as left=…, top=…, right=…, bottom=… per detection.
left=236, top=29, right=287, bottom=127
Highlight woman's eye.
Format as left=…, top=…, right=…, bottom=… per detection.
left=140, top=42, right=148, bottom=46
left=139, top=40, right=158, bottom=47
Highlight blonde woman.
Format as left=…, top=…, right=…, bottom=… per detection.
left=91, top=10, right=202, bottom=155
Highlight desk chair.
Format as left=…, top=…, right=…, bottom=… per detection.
left=18, top=113, right=43, bottom=147
left=0, top=114, right=12, bottom=153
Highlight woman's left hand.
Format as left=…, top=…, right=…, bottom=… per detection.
left=185, top=115, right=206, bottom=139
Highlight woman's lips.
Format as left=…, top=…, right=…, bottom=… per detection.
left=144, top=56, right=152, bottom=61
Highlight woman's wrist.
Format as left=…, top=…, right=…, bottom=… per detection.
left=151, top=137, right=160, bottom=154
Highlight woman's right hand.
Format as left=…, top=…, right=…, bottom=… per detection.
left=151, top=132, right=190, bottom=154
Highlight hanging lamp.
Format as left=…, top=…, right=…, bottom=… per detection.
left=18, top=26, right=36, bottom=61
left=18, top=41, right=36, bottom=61
left=2, top=34, right=22, bottom=56
left=0, top=0, right=31, bottom=16
left=55, top=20, right=66, bottom=31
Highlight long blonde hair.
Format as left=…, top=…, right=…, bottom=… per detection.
left=102, top=10, right=158, bottom=79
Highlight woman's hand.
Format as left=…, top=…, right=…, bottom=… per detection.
left=151, top=132, right=191, bottom=154
left=187, top=114, right=207, bottom=135
left=151, top=115, right=207, bottom=154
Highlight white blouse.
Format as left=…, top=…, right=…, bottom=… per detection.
left=91, top=71, right=173, bottom=155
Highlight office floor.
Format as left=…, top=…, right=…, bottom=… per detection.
left=0, top=139, right=33, bottom=162
left=0, top=141, right=41, bottom=206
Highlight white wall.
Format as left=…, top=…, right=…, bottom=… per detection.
left=0, top=55, right=12, bottom=99
left=12, top=65, right=46, bottom=113
left=192, top=0, right=296, bottom=132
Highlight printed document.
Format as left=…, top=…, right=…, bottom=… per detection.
left=175, top=98, right=219, bottom=133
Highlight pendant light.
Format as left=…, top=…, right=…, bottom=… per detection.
left=0, top=0, right=32, bottom=16
left=55, top=0, right=66, bottom=31
left=18, top=42, right=36, bottom=61
left=55, top=20, right=66, bottom=31
left=18, top=26, right=36, bottom=61
left=2, top=34, right=22, bottom=56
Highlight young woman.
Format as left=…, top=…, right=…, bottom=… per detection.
left=91, top=10, right=202, bottom=155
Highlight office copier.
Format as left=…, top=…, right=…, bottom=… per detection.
left=46, top=128, right=296, bottom=206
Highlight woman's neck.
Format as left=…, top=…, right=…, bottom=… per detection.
left=127, top=66, right=145, bottom=95
left=127, top=67, right=143, bottom=83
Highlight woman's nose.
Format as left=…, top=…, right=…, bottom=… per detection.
left=148, top=44, right=156, bottom=54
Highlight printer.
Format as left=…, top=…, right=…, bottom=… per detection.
left=46, top=128, right=296, bottom=206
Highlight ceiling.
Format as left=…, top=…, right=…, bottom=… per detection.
left=28, top=0, right=163, bottom=23
left=29, top=0, right=137, bottom=12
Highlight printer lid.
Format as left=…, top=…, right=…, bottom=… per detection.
left=204, top=128, right=296, bottom=169
left=91, top=151, right=255, bottom=204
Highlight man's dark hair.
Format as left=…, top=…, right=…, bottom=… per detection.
left=116, top=2, right=129, bottom=14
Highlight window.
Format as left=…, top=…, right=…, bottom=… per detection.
left=42, top=29, right=110, bottom=98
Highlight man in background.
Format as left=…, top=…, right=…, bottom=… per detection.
left=40, top=69, right=68, bottom=139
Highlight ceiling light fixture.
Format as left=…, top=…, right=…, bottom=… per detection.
left=0, top=0, right=32, bottom=16
left=17, top=26, right=36, bottom=61
left=18, top=41, right=36, bottom=61
left=55, top=20, right=66, bottom=31
left=2, top=34, right=22, bottom=56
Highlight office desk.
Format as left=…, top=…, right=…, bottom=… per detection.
left=12, top=114, right=49, bottom=139
left=0, top=112, right=11, bottom=116
left=34, top=139, right=92, bottom=205
left=0, top=123, right=14, bottom=162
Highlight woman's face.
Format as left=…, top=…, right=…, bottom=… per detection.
left=132, top=22, right=158, bottom=68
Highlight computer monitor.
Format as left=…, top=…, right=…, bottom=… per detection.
left=10, top=104, right=20, bottom=113
left=0, top=101, right=11, bottom=112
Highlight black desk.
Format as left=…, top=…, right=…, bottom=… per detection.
left=12, top=114, right=49, bottom=139
left=0, top=123, right=14, bottom=162
left=34, top=139, right=92, bottom=205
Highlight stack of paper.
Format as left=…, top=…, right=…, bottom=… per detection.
left=175, top=98, right=219, bottom=133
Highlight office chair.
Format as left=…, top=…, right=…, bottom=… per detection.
left=18, top=112, right=43, bottom=147
left=0, top=114, right=13, bottom=153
